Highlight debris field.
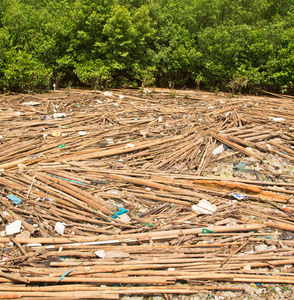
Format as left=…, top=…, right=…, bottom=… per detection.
left=0, top=88, right=294, bottom=299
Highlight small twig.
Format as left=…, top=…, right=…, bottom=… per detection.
left=27, top=172, right=37, bottom=198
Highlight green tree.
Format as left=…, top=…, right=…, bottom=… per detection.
left=4, top=49, right=52, bottom=92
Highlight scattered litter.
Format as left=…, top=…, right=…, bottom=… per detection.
left=51, top=131, right=62, bottom=137
left=231, top=193, right=247, bottom=200
left=213, top=144, right=224, bottom=155
left=5, top=220, right=22, bottom=235
left=103, top=91, right=113, bottom=97
left=192, top=199, right=217, bottom=215
left=54, top=222, right=66, bottom=235
left=0, top=89, right=294, bottom=298
left=56, top=270, right=72, bottom=283
left=269, top=117, right=285, bottom=122
left=116, top=213, right=131, bottom=223
left=7, top=195, right=22, bottom=205
left=53, top=113, right=66, bottom=118
left=125, top=143, right=135, bottom=148
left=78, top=131, right=87, bottom=136
left=22, top=101, right=41, bottom=106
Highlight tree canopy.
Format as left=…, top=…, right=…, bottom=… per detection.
left=0, top=0, right=293, bottom=93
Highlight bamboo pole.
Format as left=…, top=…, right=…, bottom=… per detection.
left=209, top=131, right=263, bottom=160
left=0, top=224, right=264, bottom=245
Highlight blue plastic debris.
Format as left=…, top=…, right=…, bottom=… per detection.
left=111, top=207, right=129, bottom=219
left=56, top=270, right=72, bottom=283
left=7, top=195, right=22, bottom=205
left=231, top=193, right=247, bottom=200
left=202, top=229, right=214, bottom=234
left=48, top=174, right=86, bottom=186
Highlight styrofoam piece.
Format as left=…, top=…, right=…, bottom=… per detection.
left=213, top=144, right=224, bottom=155
left=103, top=91, right=113, bottom=97
left=53, top=113, right=66, bottom=118
left=5, top=220, right=22, bottom=235
left=125, top=143, right=135, bottom=148
left=269, top=117, right=284, bottom=122
left=192, top=199, right=217, bottom=215
left=55, top=222, right=66, bottom=235
left=78, top=131, right=87, bottom=136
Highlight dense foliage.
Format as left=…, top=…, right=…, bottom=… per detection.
left=0, top=0, right=293, bottom=93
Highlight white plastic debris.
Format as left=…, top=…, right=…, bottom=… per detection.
left=255, top=244, right=268, bottom=252
left=5, top=220, right=22, bottom=236
left=53, top=113, right=66, bottom=118
left=78, top=131, right=87, bottom=136
left=213, top=144, right=224, bottom=155
left=22, top=101, right=41, bottom=106
left=26, top=243, right=42, bottom=247
left=119, top=95, right=125, bottom=99
left=192, top=199, right=217, bottom=215
left=95, top=99, right=103, bottom=103
left=55, top=222, right=66, bottom=235
left=140, top=131, right=148, bottom=137
left=125, top=143, right=135, bottom=148
left=103, top=91, right=113, bottom=97
left=269, top=117, right=285, bottom=122
left=95, top=250, right=106, bottom=258
left=106, top=190, right=120, bottom=195
left=116, top=213, right=131, bottom=224
left=168, top=267, right=175, bottom=271
left=158, top=116, right=163, bottom=122
left=0, top=135, right=2, bottom=139
left=143, top=88, right=151, bottom=94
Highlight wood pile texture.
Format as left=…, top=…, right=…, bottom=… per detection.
left=0, top=88, right=294, bottom=299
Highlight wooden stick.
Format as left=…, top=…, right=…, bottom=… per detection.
left=209, top=131, right=263, bottom=160
left=0, top=224, right=264, bottom=245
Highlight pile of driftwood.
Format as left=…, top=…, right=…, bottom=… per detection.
left=0, top=88, right=294, bottom=299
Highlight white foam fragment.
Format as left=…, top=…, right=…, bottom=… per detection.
left=213, top=144, right=224, bottom=155
left=55, top=222, right=66, bottom=235
left=104, top=91, right=113, bottom=97
left=5, top=220, right=22, bottom=235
